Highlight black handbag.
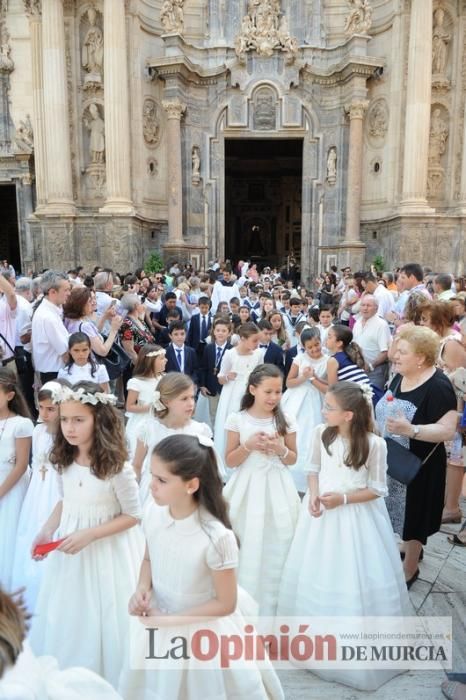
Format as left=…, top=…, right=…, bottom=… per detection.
left=386, top=437, right=440, bottom=486
left=96, top=339, right=131, bottom=380
left=0, top=332, right=29, bottom=375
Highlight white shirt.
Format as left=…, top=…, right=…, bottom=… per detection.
left=31, top=298, right=69, bottom=372
left=14, top=294, right=33, bottom=352
left=57, top=361, right=109, bottom=385
left=353, top=314, right=391, bottom=365
left=0, top=295, right=16, bottom=360
left=373, top=284, right=395, bottom=319
left=210, top=280, right=240, bottom=314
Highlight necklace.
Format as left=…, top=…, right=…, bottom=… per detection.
left=0, top=413, right=11, bottom=441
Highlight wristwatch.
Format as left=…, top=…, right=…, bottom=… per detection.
left=411, top=425, right=420, bottom=439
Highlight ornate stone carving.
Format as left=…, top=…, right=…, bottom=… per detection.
left=367, top=98, right=389, bottom=145
left=162, top=100, right=186, bottom=120
left=0, top=23, right=13, bottom=74
left=432, top=8, right=451, bottom=89
left=84, top=102, right=105, bottom=165
left=235, top=0, right=298, bottom=63
left=253, top=87, right=277, bottom=130
left=143, top=98, right=161, bottom=148
left=23, top=0, right=41, bottom=17
left=345, top=100, right=369, bottom=120
left=326, top=147, right=337, bottom=185
left=81, top=6, right=103, bottom=88
left=192, top=145, right=200, bottom=185
left=160, top=0, right=184, bottom=35
left=428, top=106, right=449, bottom=198
left=344, top=0, right=373, bottom=36
left=14, top=115, right=34, bottom=153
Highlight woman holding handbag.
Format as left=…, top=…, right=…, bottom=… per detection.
left=63, top=286, right=122, bottom=358
left=375, top=326, right=457, bottom=588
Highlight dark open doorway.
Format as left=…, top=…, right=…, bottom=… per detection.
left=224, top=138, right=302, bottom=269
left=0, top=184, right=21, bottom=273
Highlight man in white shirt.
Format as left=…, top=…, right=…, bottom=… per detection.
left=14, top=277, right=35, bottom=413
left=31, top=270, right=71, bottom=383
left=0, top=270, right=17, bottom=369
left=434, top=273, right=455, bottom=301
left=363, top=273, right=395, bottom=319
left=353, top=295, right=391, bottom=389
left=94, top=269, right=115, bottom=335
left=210, top=268, right=240, bottom=314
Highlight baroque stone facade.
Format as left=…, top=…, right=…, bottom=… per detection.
left=0, top=0, right=464, bottom=279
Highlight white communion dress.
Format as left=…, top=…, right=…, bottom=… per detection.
left=223, top=410, right=300, bottom=615
left=125, top=376, right=161, bottom=459
left=277, top=424, right=412, bottom=691
left=29, top=462, right=145, bottom=688
left=213, top=347, right=265, bottom=463
left=280, top=352, right=327, bottom=492
left=11, top=424, right=61, bottom=613
left=119, top=504, right=284, bottom=700
left=0, top=414, right=33, bottom=591
left=0, top=642, right=123, bottom=700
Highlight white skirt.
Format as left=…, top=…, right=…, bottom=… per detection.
left=0, top=468, right=29, bottom=592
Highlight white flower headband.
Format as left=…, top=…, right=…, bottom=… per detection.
left=196, top=434, right=214, bottom=448
left=360, top=384, right=374, bottom=405
left=51, top=385, right=118, bottom=407
left=153, top=390, right=165, bottom=411
left=146, top=349, right=166, bottom=358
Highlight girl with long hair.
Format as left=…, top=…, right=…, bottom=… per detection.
left=29, top=382, right=144, bottom=687
left=57, top=332, right=110, bottom=391
left=278, top=382, right=411, bottom=691
left=120, top=434, right=283, bottom=700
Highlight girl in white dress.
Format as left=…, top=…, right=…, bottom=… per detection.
left=0, top=368, right=33, bottom=592
left=29, top=381, right=144, bottom=688
left=57, top=332, right=110, bottom=392
left=281, top=328, right=328, bottom=492
left=224, top=364, right=300, bottom=615
left=277, top=382, right=412, bottom=691
left=132, top=373, right=215, bottom=503
left=120, top=433, right=284, bottom=700
left=11, top=382, right=62, bottom=613
left=125, top=344, right=167, bottom=459
left=214, top=322, right=264, bottom=460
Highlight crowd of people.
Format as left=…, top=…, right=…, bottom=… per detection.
left=0, top=256, right=465, bottom=700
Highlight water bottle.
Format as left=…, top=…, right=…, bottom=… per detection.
left=450, top=431, right=463, bottom=461
left=384, top=391, right=401, bottom=438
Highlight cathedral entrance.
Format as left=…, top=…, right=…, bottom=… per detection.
left=0, top=184, right=21, bottom=273
left=224, top=138, right=302, bottom=269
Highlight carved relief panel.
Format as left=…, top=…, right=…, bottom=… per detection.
left=252, top=86, right=277, bottom=131
left=428, top=104, right=449, bottom=199
left=366, top=98, right=389, bottom=147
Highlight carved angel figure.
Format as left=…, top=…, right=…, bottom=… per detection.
left=161, top=0, right=184, bottom=34
left=344, top=0, right=373, bottom=36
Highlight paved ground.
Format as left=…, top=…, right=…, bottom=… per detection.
left=279, top=498, right=466, bottom=699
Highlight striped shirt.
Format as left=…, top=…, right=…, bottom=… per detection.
left=334, top=351, right=371, bottom=386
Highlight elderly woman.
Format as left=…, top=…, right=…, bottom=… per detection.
left=375, top=326, right=457, bottom=588
left=118, top=293, right=155, bottom=364
left=63, top=286, right=122, bottom=357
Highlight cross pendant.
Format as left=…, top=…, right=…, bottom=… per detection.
left=39, top=464, right=48, bottom=482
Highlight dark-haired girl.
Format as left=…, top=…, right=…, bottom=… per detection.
left=57, top=332, right=110, bottom=392
left=278, top=382, right=411, bottom=691
left=29, top=382, right=144, bottom=687
left=224, top=364, right=300, bottom=615
left=121, top=433, right=283, bottom=700
left=0, top=368, right=33, bottom=590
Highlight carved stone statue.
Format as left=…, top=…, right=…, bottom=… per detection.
left=0, top=23, right=13, bottom=73
left=235, top=0, right=298, bottom=63
left=85, top=102, right=105, bottom=164
left=326, top=147, right=337, bottom=185
left=432, top=9, right=450, bottom=76
left=81, top=7, right=103, bottom=84
left=161, top=0, right=184, bottom=35
left=15, top=114, right=34, bottom=153
left=143, top=98, right=161, bottom=148
left=368, top=100, right=388, bottom=140
left=344, top=0, right=373, bottom=36
left=428, top=108, right=449, bottom=168
left=192, top=146, right=201, bottom=185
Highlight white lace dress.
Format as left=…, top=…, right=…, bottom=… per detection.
left=125, top=376, right=161, bottom=459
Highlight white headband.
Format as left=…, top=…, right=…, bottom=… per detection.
left=146, top=349, right=166, bottom=358
left=51, top=385, right=117, bottom=407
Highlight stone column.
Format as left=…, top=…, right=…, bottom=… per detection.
left=344, top=100, right=368, bottom=243
left=162, top=100, right=186, bottom=247
left=100, top=0, right=134, bottom=215
left=457, top=99, right=466, bottom=212
left=24, top=1, right=47, bottom=209
left=400, top=0, right=434, bottom=211
left=41, top=0, right=75, bottom=215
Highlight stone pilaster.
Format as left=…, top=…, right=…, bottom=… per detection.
left=400, top=0, right=434, bottom=212
left=41, top=0, right=75, bottom=215
left=100, top=0, right=134, bottom=215
left=162, top=99, right=186, bottom=251
left=457, top=99, right=466, bottom=214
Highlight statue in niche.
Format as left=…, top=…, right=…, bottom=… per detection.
left=15, top=114, right=34, bottom=153
left=161, top=0, right=184, bottom=34
left=432, top=9, right=450, bottom=76
left=81, top=6, right=103, bottom=85
left=326, top=147, right=337, bottom=185
left=253, top=89, right=277, bottom=130
left=143, top=98, right=160, bottom=148
left=344, top=0, right=373, bottom=36
left=0, top=23, right=13, bottom=73
left=428, top=108, right=449, bottom=168
left=84, top=103, right=105, bottom=165
left=192, top=146, right=201, bottom=185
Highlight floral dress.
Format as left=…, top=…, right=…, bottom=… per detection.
left=119, top=317, right=154, bottom=355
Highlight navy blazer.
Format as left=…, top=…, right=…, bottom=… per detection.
left=200, top=342, right=232, bottom=396
left=165, top=344, right=199, bottom=386
left=261, top=341, right=285, bottom=373
left=186, top=313, right=212, bottom=353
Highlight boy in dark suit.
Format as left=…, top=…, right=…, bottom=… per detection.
left=165, top=320, right=199, bottom=386
left=186, top=296, right=212, bottom=358
left=199, top=316, right=231, bottom=426
left=257, top=319, right=284, bottom=372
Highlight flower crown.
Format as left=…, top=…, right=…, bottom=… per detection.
left=146, top=349, right=166, bottom=358
left=51, top=385, right=118, bottom=407
left=360, top=383, right=374, bottom=404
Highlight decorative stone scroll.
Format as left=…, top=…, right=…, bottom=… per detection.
left=160, top=0, right=184, bottom=35
left=143, top=98, right=161, bottom=148
left=344, top=0, right=373, bottom=36
left=235, top=0, right=298, bottom=64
